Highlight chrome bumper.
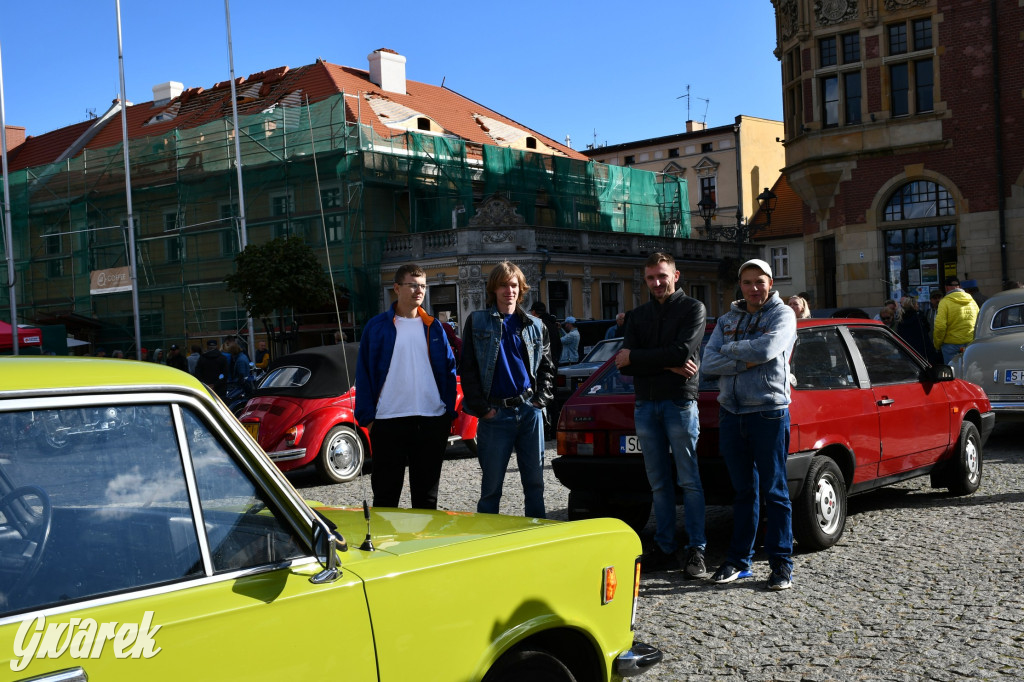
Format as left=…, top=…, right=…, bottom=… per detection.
left=615, top=641, right=663, bottom=677
left=267, top=447, right=307, bottom=463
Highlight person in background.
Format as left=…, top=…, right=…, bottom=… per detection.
left=962, top=280, right=987, bottom=307
left=933, top=276, right=980, bottom=364
left=187, top=345, right=201, bottom=374
left=895, top=296, right=937, bottom=363
left=605, top=312, right=627, bottom=339
left=560, top=317, right=580, bottom=365
left=195, top=339, right=228, bottom=398
left=112, top=349, right=125, bottom=359
left=461, top=261, right=555, bottom=519
left=139, top=348, right=149, bottom=362
left=224, top=338, right=251, bottom=398
left=925, top=289, right=943, bottom=329
left=528, top=301, right=562, bottom=370
left=355, top=263, right=457, bottom=510
left=1003, top=280, right=1023, bottom=291
left=873, top=299, right=900, bottom=328
left=253, top=340, right=271, bottom=371
left=787, top=295, right=812, bottom=319
left=702, top=258, right=797, bottom=591
left=94, top=348, right=107, bottom=358
left=151, top=348, right=165, bottom=365
left=615, top=252, right=707, bottom=576
left=166, top=344, right=189, bottom=372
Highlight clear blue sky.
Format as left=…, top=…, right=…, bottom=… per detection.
left=1, top=1, right=783, bottom=151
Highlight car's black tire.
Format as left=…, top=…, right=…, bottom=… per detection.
left=793, top=457, right=847, bottom=550
left=316, top=425, right=365, bottom=484
left=946, top=421, right=983, bottom=495
left=567, top=490, right=651, bottom=533
left=484, top=649, right=577, bottom=682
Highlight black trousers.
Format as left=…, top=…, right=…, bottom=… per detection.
left=369, top=414, right=452, bottom=509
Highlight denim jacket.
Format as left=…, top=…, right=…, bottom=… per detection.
left=701, top=291, right=796, bottom=414
left=460, top=306, right=555, bottom=417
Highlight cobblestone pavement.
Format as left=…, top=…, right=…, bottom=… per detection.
left=291, top=422, right=1024, bottom=681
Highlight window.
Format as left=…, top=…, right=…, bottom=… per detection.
left=882, top=180, right=958, bottom=301
left=220, top=203, right=239, bottom=256
left=164, top=211, right=183, bottom=263
left=700, top=176, right=717, bottom=206
left=668, top=148, right=679, bottom=158
left=890, top=63, right=909, bottom=117
left=991, top=305, right=1024, bottom=331
left=822, top=76, right=839, bottom=127
left=44, top=229, right=62, bottom=256
left=548, top=281, right=569, bottom=320
left=525, top=137, right=537, bottom=150
left=623, top=155, right=635, bottom=165
left=140, top=310, right=164, bottom=337
left=844, top=72, right=862, bottom=124
left=601, top=282, right=620, bottom=319
left=915, top=59, right=934, bottom=112
left=47, top=259, right=65, bottom=278
left=913, top=18, right=932, bottom=50
left=792, top=329, right=855, bottom=389
left=320, top=188, right=345, bottom=243
left=690, top=284, right=707, bottom=307
left=770, top=246, right=791, bottom=279
left=417, top=117, right=431, bottom=131
left=271, top=193, right=295, bottom=239
left=819, top=36, right=837, bottom=67
left=701, top=142, right=713, bottom=153
left=888, top=23, right=908, bottom=55
left=887, top=17, right=935, bottom=118
left=850, top=327, right=922, bottom=384
left=842, top=33, right=860, bottom=64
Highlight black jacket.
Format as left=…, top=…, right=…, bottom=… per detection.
left=620, top=289, right=706, bottom=401
left=195, top=349, right=229, bottom=397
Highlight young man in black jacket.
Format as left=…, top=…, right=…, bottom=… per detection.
left=615, top=252, right=707, bottom=575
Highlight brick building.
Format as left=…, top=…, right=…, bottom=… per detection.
left=772, top=0, right=1024, bottom=308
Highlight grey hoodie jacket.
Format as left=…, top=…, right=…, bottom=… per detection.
left=701, top=291, right=797, bottom=414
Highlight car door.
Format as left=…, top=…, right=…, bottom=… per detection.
left=847, top=327, right=951, bottom=477
left=0, top=397, right=376, bottom=680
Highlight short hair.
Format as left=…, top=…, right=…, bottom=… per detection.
left=1003, top=280, right=1023, bottom=291
left=530, top=300, right=547, bottom=313
left=644, top=252, right=675, bottom=270
left=394, top=263, right=426, bottom=284
left=486, top=261, right=530, bottom=307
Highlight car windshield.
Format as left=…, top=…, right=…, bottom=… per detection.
left=583, top=339, right=622, bottom=363
left=261, top=366, right=312, bottom=389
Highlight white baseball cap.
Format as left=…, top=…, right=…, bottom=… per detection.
left=738, top=258, right=773, bottom=279
left=564, top=317, right=576, bottom=325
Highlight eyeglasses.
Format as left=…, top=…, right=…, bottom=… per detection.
left=398, top=282, right=427, bottom=291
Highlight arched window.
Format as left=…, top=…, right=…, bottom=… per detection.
left=881, top=180, right=957, bottom=305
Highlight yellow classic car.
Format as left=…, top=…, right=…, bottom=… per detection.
left=0, top=358, right=660, bottom=681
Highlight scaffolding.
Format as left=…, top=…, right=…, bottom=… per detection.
left=1, top=93, right=689, bottom=352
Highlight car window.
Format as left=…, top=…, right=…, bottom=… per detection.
left=0, top=404, right=203, bottom=616
left=261, top=365, right=312, bottom=389
left=581, top=363, right=635, bottom=396
left=181, top=408, right=306, bottom=573
left=849, top=327, right=921, bottom=385
left=792, top=329, right=855, bottom=389
left=584, top=339, right=622, bottom=363
left=991, top=304, right=1024, bottom=330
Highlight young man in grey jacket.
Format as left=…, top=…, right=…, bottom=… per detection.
left=701, top=258, right=797, bottom=590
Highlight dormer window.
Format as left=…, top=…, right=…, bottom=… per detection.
left=525, top=137, right=537, bottom=149
left=417, top=117, right=431, bottom=131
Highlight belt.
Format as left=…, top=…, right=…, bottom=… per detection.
left=491, top=388, right=534, bottom=408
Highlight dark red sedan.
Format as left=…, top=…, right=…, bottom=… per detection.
left=239, top=344, right=478, bottom=483
left=553, top=318, right=994, bottom=550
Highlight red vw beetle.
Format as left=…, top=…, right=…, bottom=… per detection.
left=554, top=318, right=994, bottom=550
left=239, top=344, right=478, bottom=483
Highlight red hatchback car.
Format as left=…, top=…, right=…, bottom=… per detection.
left=553, top=318, right=995, bottom=550
left=239, top=344, right=478, bottom=483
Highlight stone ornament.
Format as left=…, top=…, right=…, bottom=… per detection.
left=815, top=0, right=858, bottom=27
left=468, top=194, right=526, bottom=228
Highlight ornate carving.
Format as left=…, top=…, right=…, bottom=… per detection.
left=815, top=0, right=857, bottom=27
left=481, top=230, right=515, bottom=244
left=779, top=0, right=799, bottom=40
left=468, top=194, right=526, bottom=227
left=884, top=0, right=927, bottom=9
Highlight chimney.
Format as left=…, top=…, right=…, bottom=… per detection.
left=686, top=120, right=706, bottom=133
left=152, top=81, right=184, bottom=105
left=367, top=49, right=406, bottom=95
left=4, top=125, right=26, bottom=152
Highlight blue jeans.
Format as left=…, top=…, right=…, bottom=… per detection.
left=634, top=399, right=705, bottom=554
left=718, top=408, right=793, bottom=572
left=941, top=343, right=963, bottom=365
left=476, top=404, right=546, bottom=518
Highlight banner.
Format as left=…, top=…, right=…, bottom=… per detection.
left=90, top=267, right=132, bottom=295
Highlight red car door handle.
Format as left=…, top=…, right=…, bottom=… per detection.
left=877, top=398, right=894, bottom=406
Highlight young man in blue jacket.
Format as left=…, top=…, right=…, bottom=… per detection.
left=355, top=263, right=457, bottom=510
left=702, top=258, right=797, bottom=590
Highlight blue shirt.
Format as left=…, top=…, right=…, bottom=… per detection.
left=490, top=313, right=532, bottom=400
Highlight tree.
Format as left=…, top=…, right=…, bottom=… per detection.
left=224, top=237, right=334, bottom=320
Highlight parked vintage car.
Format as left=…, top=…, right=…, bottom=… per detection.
left=952, top=287, right=1024, bottom=419
left=238, top=344, right=478, bottom=483
left=553, top=319, right=994, bottom=550
left=557, top=338, right=624, bottom=396
left=0, top=357, right=661, bottom=680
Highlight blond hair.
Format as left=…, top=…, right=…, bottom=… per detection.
left=486, top=261, right=530, bottom=307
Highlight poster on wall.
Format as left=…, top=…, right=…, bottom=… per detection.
left=887, top=255, right=903, bottom=301
left=921, top=258, right=939, bottom=287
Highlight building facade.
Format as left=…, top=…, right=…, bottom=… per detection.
left=773, top=0, right=1024, bottom=309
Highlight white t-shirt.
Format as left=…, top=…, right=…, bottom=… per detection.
left=375, top=316, right=446, bottom=419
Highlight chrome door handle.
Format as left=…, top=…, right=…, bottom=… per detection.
left=877, top=398, right=894, bottom=406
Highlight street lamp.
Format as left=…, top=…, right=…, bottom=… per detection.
left=697, top=187, right=778, bottom=252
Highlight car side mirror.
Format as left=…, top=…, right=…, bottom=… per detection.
left=310, top=509, right=347, bottom=584
left=922, top=364, right=954, bottom=383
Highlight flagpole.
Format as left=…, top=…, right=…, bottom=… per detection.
left=115, top=0, right=143, bottom=358
left=0, top=40, right=19, bottom=355
left=224, top=0, right=255, bottom=356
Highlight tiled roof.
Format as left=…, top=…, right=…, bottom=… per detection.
left=6, top=58, right=585, bottom=172
left=752, top=173, right=805, bottom=240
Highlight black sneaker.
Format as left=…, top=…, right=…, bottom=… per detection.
left=767, top=565, right=793, bottom=591
left=710, top=563, right=744, bottom=584
left=682, top=547, right=706, bottom=579
left=641, top=547, right=680, bottom=572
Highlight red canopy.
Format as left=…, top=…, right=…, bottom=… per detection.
left=0, top=320, right=43, bottom=350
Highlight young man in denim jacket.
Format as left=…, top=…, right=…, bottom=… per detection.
left=702, top=258, right=797, bottom=590
left=460, top=261, right=555, bottom=518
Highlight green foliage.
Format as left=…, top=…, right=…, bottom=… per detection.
left=225, top=237, right=333, bottom=319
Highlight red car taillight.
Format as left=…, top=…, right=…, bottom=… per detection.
left=557, top=374, right=566, bottom=388
left=284, top=424, right=304, bottom=446
left=557, top=430, right=594, bottom=455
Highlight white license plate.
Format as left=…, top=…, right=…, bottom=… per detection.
left=620, top=435, right=642, bottom=454
left=1005, top=370, right=1024, bottom=384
